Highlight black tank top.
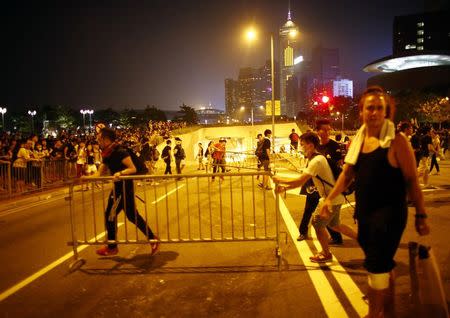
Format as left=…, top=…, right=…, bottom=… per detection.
left=354, top=147, right=406, bottom=220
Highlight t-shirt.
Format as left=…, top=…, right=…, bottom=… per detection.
left=260, top=138, right=271, bottom=160
left=102, top=146, right=129, bottom=174
left=161, top=145, right=171, bottom=162
left=317, top=139, right=342, bottom=165
left=420, top=135, right=432, bottom=157
left=289, top=133, right=299, bottom=143
left=303, top=155, right=345, bottom=205
left=212, top=143, right=225, bottom=160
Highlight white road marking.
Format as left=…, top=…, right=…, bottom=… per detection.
left=0, top=223, right=123, bottom=302
left=278, top=192, right=367, bottom=317
left=309, top=222, right=367, bottom=317
left=1, top=183, right=185, bottom=302
left=278, top=196, right=349, bottom=317
left=151, top=184, right=185, bottom=204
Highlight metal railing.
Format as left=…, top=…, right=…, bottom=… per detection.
left=66, top=172, right=281, bottom=270
left=0, top=159, right=70, bottom=200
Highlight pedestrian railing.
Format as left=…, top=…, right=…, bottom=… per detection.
left=66, top=171, right=281, bottom=270
left=0, top=158, right=70, bottom=200
left=0, top=161, right=11, bottom=199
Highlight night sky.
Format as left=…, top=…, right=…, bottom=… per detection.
left=0, top=0, right=426, bottom=111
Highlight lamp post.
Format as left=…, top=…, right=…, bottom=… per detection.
left=87, top=110, right=94, bottom=132
left=336, top=111, right=344, bottom=132
left=28, top=110, right=36, bottom=133
left=81, top=109, right=94, bottom=132
left=80, top=109, right=87, bottom=130
left=245, top=29, right=275, bottom=150
left=0, top=107, right=6, bottom=131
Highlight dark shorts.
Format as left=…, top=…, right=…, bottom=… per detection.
left=357, top=205, right=407, bottom=273
left=261, top=159, right=270, bottom=171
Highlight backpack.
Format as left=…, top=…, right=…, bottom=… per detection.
left=255, top=142, right=263, bottom=157
left=311, top=153, right=354, bottom=196
left=174, top=146, right=185, bottom=160
left=152, top=147, right=160, bottom=161
left=126, top=147, right=148, bottom=175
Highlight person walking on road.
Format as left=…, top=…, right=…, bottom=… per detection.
left=273, top=131, right=357, bottom=261
left=320, top=86, right=430, bottom=317
left=258, top=129, right=272, bottom=190
left=88, top=127, right=159, bottom=256
left=173, top=137, right=186, bottom=179
left=161, top=139, right=173, bottom=175
left=316, top=119, right=345, bottom=246
left=212, top=139, right=226, bottom=181
left=289, top=128, right=300, bottom=153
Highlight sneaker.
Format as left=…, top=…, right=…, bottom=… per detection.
left=329, top=239, right=343, bottom=246
left=96, top=246, right=118, bottom=256
left=310, top=252, right=333, bottom=263
left=150, top=236, right=160, bottom=255
left=265, top=186, right=273, bottom=190
left=297, top=234, right=308, bottom=241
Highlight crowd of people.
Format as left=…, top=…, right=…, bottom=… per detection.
left=0, top=121, right=187, bottom=192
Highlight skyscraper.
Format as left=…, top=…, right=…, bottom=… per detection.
left=279, top=10, right=299, bottom=118
left=393, top=10, right=450, bottom=55
left=225, top=78, right=239, bottom=116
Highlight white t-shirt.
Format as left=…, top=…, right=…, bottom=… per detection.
left=303, top=155, right=345, bottom=205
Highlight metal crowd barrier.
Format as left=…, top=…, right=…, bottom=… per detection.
left=0, top=159, right=70, bottom=199
left=66, top=171, right=281, bottom=270
left=221, top=151, right=307, bottom=173
left=0, top=161, right=11, bottom=199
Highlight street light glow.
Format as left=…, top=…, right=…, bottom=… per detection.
left=245, top=28, right=257, bottom=42
left=289, top=29, right=298, bottom=38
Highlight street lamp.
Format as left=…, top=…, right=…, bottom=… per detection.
left=80, top=109, right=94, bottom=132
left=27, top=110, right=36, bottom=133
left=80, top=109, right=87, bottom=130
left=241, top=106, right=264, bottom=126
left=0, top=107, right=6, bottom=131
left=336, top=111, right=344, bottom=132
left=245, top=28, right=276, bottom=150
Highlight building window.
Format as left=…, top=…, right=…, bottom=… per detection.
left=417, top=38, right=424, bottom=43
left=417, top=30, right=424, bottom=35
left=405, top=44, right=416, bottom=50
left=417, top=46, right=424, bottom=50
left=417, top=22, right=424, bottom=27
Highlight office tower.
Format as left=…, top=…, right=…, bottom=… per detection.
left=393, top=10, right=450, bottom=55
left=225, top=79, right=239, bottom=116
left=279, top=10, right=299, bottom=118
left=333, top=78, right=353, bottom=98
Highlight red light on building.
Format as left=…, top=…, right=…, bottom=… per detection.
left=321, top=95, right=330, bottom=103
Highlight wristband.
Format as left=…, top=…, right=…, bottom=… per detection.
left=415, top=214, right=427, bottom=219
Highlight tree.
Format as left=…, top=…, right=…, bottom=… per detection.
left=95, top=108, right=119, bottom=126
left=418, top=95, right=450, bottom=128
left=54, top=105, right=76, bottom=130
left=143, top=105, right=167, bottom=122
left=176, top=103, right=198, bottom=124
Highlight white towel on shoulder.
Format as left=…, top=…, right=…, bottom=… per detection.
left=344, top=119, right=396, bottom=165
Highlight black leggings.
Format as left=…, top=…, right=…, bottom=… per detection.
left=105, top=181, right=154, bottom=248
left=430, top=154, right=440, bottom=173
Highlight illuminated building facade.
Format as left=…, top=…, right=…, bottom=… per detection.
left=333, top=78, right=353, bottom=98
left=279, top=10, right=299, bottom=118
left=364, top=9, right=450, bottom=92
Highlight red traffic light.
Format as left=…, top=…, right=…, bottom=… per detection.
left=321, top=95, right=330, bottom=103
